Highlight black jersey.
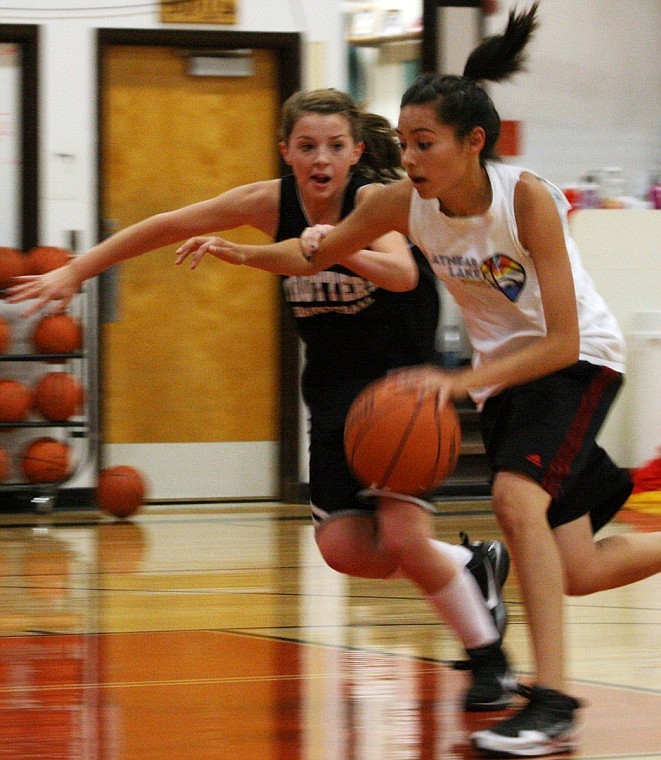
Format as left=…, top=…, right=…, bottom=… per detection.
left=277, top=173, right=439, bottom=421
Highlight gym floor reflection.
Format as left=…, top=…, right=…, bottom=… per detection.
left=0, top=502, right=659, bottom=759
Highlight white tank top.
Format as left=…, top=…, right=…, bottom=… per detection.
left=408, top=161, right=625, bottom=404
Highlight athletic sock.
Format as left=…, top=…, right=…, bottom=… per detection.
left=429, top=537, right=472, bottom=567
left=428, top=569, right=500, bottom=650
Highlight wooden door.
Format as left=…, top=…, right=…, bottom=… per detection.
left=100, top=44, right=281, bottom=499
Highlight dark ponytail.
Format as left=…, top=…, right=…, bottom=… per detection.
left=463, top=3, right=539, bottom=81
left=401, top=3, right=539, bottom=163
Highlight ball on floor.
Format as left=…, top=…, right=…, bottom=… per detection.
left=97, top=465, right=147, bottom=519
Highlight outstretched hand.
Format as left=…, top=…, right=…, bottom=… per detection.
left=175, top=236, right=247, bottom=268
left=6, top=266, right=79, bottom=317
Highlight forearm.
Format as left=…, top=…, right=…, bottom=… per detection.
left=228, top=241, right=417, bottom=291
left=70, top=214, right=188, bottom=284
left=343, top=249, right=417, bottom=291
left=212, top=238, right=316, bottom=276
left=454, top=332, right=580, bottom=400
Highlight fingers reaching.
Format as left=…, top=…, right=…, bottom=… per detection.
left=175, top=236, right=245, bottom=267
left=6, top=274, right=74, bottom=317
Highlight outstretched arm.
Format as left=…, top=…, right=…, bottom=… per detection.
left=175, top=180, right=415, bottom=289
left=175, top=225, right=418, bottom=291
left=7, top=181, right=280, bottom=315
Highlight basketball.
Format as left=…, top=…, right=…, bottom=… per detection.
left=21, top=437, right=71, bottom=483
left=97, top=465, right=147, bottom=519
left=0, top=247, right=26, bottom=289
left=35, top=371, right=84, bottom=421
left=0, top=445, right=10, bottom=482
left=0, top=379, right=34, bottom=422
left=0, top=317, right=11, bottom=353
left=32, top=313, right=83, bottom=355
left=344, top=377, right=461, bottom=495
left=26, top=246, right=72, bottom=275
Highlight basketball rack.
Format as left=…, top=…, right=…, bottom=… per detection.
left=0, top=281, right=100, bottom=513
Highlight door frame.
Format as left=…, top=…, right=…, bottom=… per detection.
left=96, top=28, right=302, bottom=501
left=0, top=24, right=39, bottom=250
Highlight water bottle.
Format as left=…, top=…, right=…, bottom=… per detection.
left=441, top=323, right=462, bottom=368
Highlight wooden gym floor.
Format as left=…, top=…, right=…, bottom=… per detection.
left=0, top=499, right=659, bottom=759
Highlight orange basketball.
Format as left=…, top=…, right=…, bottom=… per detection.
left=0, top=445, right=11, bottom=482
left=35, top=371, right=84, bottom=421
left=0, top=378, right=34, bottom=422
left=0, top=247, right=26, bottom=289
left=26, top=246, right=72, bottom=275
left=0, top=317, right=11, bottom=353
left=97, top=465, right=147, bottom=519
left=32, top=313, right=83, bottom=355
left=21, top=437, right=71, bottom=483
left=344, top=377, right=461, bottom=495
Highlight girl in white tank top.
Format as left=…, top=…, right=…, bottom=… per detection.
left=188, top=5, right=661, bottom=756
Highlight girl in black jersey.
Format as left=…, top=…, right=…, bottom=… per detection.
left=11, top=89, right=512, bottom=712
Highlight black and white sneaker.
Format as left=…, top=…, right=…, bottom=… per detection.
left=471, top=684, right=582, bottom=756
left=462, top=531, right=510, bottom=639
left=464, top=641, right=517, bottom=712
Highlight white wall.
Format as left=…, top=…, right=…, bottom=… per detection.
left=485, top=0, right=660, bottom=194
left=0, top=44, right=20, bottom=247
left=570, top=211, right=661, bottom=469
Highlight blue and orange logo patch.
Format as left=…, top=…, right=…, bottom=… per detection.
left=480, top=254, right=526, bottom=302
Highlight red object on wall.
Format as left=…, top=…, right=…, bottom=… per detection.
left=497, top=120, right=522, bottom=156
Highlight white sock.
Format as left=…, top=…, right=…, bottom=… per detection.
left=429, top=538, right=472, bottom=567
left=428, top=569, right=499, bottom=650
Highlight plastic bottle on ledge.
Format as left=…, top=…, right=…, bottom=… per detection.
left=441, top=323, right=463, bottom=368
left=599, top=167, right=627, bottom=209
left=581, top=174, right=600, bottom=209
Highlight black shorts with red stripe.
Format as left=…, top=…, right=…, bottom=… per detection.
left=480, top=360, right=633, bottom=532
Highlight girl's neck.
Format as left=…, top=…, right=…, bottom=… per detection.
left=296, top=177, right=350, bottom=226
left=438, top=165, right=492, bottom=218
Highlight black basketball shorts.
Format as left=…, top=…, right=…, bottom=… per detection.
left=308, top=422, right=377, bottom=529
left=480, top=360, right=633, bottom=532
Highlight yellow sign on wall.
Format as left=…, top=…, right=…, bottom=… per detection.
left=160, top=0, right=237, bottom=25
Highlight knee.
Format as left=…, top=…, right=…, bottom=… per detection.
left=378, top=529, right=405, bottom=560
left=491, top=474, right=551, bottom=539
left=561, top=552, right=599, bottom=596
left=563, top=570, right=592, bottom=596
left=314, top=519, right=397, bottom=579
left=491, top=490, right=528, bottom=537
left=316, top=532, right=357, bottom=575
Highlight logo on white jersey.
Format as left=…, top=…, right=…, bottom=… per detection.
left=480, top=254, right=526, bottom=302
